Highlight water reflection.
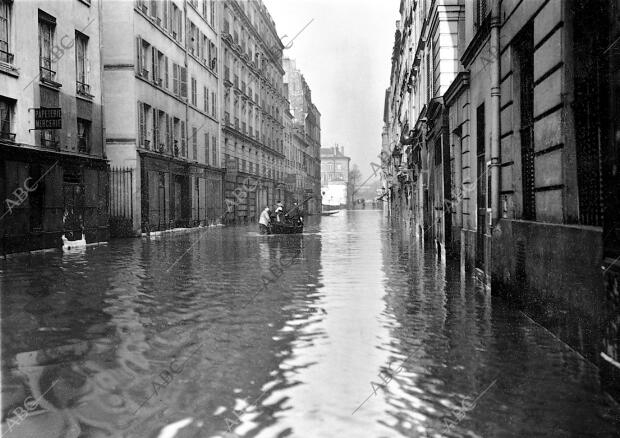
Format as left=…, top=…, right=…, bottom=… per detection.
left=1, top=211, right=619, bottom=437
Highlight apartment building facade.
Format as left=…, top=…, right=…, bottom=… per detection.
left=0, top=0, right=108, bottom=254
left=103, top=0, right=222, bottom=236
left=219, top=0, right=287, bottom=223
left=283, top=58, right=321, bottom=214
left=384, top=0, right=620, bottom=399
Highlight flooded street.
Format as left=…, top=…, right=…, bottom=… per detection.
left=2, top=210, right=619, bottom=437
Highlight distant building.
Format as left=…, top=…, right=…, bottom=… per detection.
left=0, top=0, right=108, bottom=254
left=320, top=145, right=350, bottom=207
left=283, top=58, right=321, bottom=214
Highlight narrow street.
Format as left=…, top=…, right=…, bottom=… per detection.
left=2, top=210, right=618, bottom=437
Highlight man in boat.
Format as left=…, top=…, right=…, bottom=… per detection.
left=286, top=202, right=304, bottom=226
left=275, top=201, right=284, bottom=222
left=259, top=206, right=271, bottom=234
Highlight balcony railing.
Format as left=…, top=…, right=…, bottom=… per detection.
left=41, top=135, right=59, bottom=150
left=39, top=65, right=57, bottom=83
left=78, top=135, right=90, bottom=153
left=0, top=49, right=14, bottom=64
left=76, top=81, right=92, bottom=96
left=0, top=130, right=16, bottom=142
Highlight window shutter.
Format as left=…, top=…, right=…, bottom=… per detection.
left=180, top=66, right=188, bottom=98
left=152, top=47, right=157, bottom=82
left=138, top=101, right=144, bottom=147
left=136, top=36, right=142, bottom=75
left=153, top=108, right=158, bottom=149
left=173, top=63, right=179, bottom=95
left=186, top=18, right=190, bottom=48
left=212, top=135, right=217, bottom=165
left=205, top=133, right=210, bottom=165
left=164, top=56, right=169, bottom=88
left=181, top=120, right=186, bottom=156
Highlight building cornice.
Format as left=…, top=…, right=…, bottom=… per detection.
left=444, top=71, right=470, bottom=106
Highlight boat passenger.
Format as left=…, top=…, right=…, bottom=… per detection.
left=259, top=206, right=271, bottom=234
left=287, top=202, right=304, bottom=225
left=275, top=201, right=284, bottom=222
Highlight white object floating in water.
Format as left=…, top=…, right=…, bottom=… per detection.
left=156, top=417, right=193, bottom=438
left=62, top=234, right=87, bottom=251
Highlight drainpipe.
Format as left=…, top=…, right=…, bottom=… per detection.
left=490, top=0, right=501, bottom=226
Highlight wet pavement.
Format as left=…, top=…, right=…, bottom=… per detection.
left=1, top=209, right=619, bottom=437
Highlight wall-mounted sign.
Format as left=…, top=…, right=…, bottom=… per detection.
left=34, top=108, right=62, bottom=129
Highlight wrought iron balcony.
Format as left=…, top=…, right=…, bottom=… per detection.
left=77, top=134, right=90, bottom=153
left=41, top=135, right=59, bottom=150
left=0, top=49, right=14, bottom=64
left=76, top=81, right=92, bottom=97
left=0, top=131, right=16, bottom=142
left=40, top=65, right=58, bottom=83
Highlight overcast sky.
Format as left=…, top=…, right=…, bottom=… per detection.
left=264, top=0, right=400, bottom=181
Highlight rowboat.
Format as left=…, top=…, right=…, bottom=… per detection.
left=270, top=222, right=303, bottom=234
left=320, top=210, right=339, bottom=216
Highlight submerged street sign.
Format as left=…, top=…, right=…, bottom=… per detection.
left=34, top=108, right=62, bottom=129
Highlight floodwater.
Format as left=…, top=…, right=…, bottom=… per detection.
left=1, top=209, right=619, bottom=437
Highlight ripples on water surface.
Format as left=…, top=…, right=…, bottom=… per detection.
left=1, top=210, right=619, bottom=437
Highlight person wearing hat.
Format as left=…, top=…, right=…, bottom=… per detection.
left=275, top=200, right=284, bottom=222
left=259, top=206, right=271, bottom=234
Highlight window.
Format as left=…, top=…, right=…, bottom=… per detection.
left=149, top=0, right=158, bottom=20
left=38, top=11, right=56, bottom=82
left=77, top=118, right=91, bottom=153
left=173, top=117, right=180, bottom=156
left=475, top=0, right=488, bottom=28
left=0, top=0, right=12, bottom=64
left=205, top=133, right=210, bottom=165
left=163, top=0, right=168, bottom=29
left=40, top=86, right=59, bottom=149
left=173, top=63, right=179, bottom=95
left=0, top=96, right=15, bottom=141
left=203, top=86, right=208, bottom=112
left=211, top=92, right=216, bottom=117
left=212, top=135, right=217, bottom=165
left=157, top=110, right=166, bottom=152
left=180, top=120, right=186, bottom=156
left=192, top=126, right=197, bottom=159
left=180, top=65, right=187, bottom=98
left=138, top=101, right=146, bottom=147
left=515, top=23, right=535, bottom=221
left=171, top=4, right=181, bottom=40
left=191, top=76, right=197, bottom=105
left=209, top=0, right=215, bottom=26
left=75, top=32, right=89, bottom=95
left=136, top=37, right=150, bottom=78
left=152, top=107, right=159, bottom=151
